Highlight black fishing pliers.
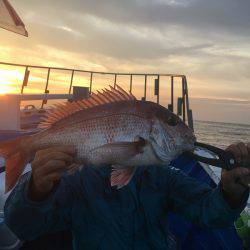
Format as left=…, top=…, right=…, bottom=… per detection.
left=188, top=142, right=249, bottom=190
left=189, top=142, right=237, bottom=170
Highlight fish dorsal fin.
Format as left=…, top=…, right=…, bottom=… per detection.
left=38, top=85, right=136, bottom=129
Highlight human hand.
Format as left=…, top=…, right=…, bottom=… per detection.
left=221, top=142, right=250, bottom=208
left=28, top=146, right=76, bottom=201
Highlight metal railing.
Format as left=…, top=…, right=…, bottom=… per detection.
left=0, top=61, right=193, bottom=130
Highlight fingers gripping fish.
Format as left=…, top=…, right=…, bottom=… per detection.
left=0, top=85, right=196, bottom=192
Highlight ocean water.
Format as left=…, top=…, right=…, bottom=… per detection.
left=194, top=120, right=250, bottom=149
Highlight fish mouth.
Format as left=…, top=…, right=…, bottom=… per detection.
left=176, top=135, right=196, bottom=156
left=185, top=143, right=196, bottom=155
left=185, top=143, right=196, bottom=153
left=185, top=133, right=196, bottom=150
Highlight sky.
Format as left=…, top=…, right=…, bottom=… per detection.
left=0, top=0, right=250, bottom=124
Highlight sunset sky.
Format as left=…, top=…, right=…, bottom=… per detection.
left=0, top=0, right=250, bottom=124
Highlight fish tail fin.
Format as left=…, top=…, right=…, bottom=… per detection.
left=0, top=137, right=30, bottom=193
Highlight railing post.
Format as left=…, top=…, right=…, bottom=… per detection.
left=130, top=74, right=133, bottom=93
left=44, top=68, right=50, bottom=94
left=68, top=70, right=75, bottom=94
left=182, top=77, right=186, bottom=123
left=144, top=75, right=147, bottom=100
left=21, top=66, right=30, bottom=94
left=171, top=76, right=174, bottom=111
left=114, top=74, right=117, bottom=88
left=89, top=72, right=93, bottom=94
left=157, top=75, right=160, bottom=104
left=183, top=76, right=193, bottom=131
left=41, top=68, right=51, bottom=108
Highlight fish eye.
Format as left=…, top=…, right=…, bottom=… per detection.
left=167, top=115, right=179, bottom=126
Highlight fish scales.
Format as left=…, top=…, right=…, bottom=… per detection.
left=36, top=101, right=153, bottom=165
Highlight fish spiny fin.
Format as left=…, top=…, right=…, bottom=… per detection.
left=104, top=88, right=120, bottom=102
left=96, top=91, right=110, bottom=104
left=38, top=85, right=136, bottom=129
left=110, top=86, right=129, bottom=100
left=116, top=85, right=136, bottom=100
left=101, top=90, right=114, bottom=102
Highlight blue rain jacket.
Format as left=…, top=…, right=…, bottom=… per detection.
left=4, top=165, right=248, bottom=250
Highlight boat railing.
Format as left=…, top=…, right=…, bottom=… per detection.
left=0, top=61, right=193, bottom=130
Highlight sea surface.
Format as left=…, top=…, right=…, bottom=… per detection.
left=0, top=120, right=250, bottom=212
left=194, top=120, right=250, bottom=149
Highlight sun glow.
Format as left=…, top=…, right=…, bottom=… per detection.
left=0, top=67, right=51, bottom=94
left=0, top=86, right=13, bottom=94
left=0, top=68, right=25, bottom=94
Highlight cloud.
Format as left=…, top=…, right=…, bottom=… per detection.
left=11, top=0, right=249, bottom=65
left=17, top=0, right=250, bottom=34
left=1, top=0, right=249, bottom=124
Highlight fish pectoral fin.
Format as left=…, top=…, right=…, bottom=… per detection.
left=110, top=165, right=138, bottom=189
left=90, top=138, right=146, bottom=164
left=107, top=136, right=146, bottom=155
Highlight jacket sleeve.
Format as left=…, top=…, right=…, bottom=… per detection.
left=4, top=171, right=77, bottom=241
left=165, top=166, right=249, bottom=228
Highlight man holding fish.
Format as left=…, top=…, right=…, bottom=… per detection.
left=1, top=86, right=250, bottom=249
